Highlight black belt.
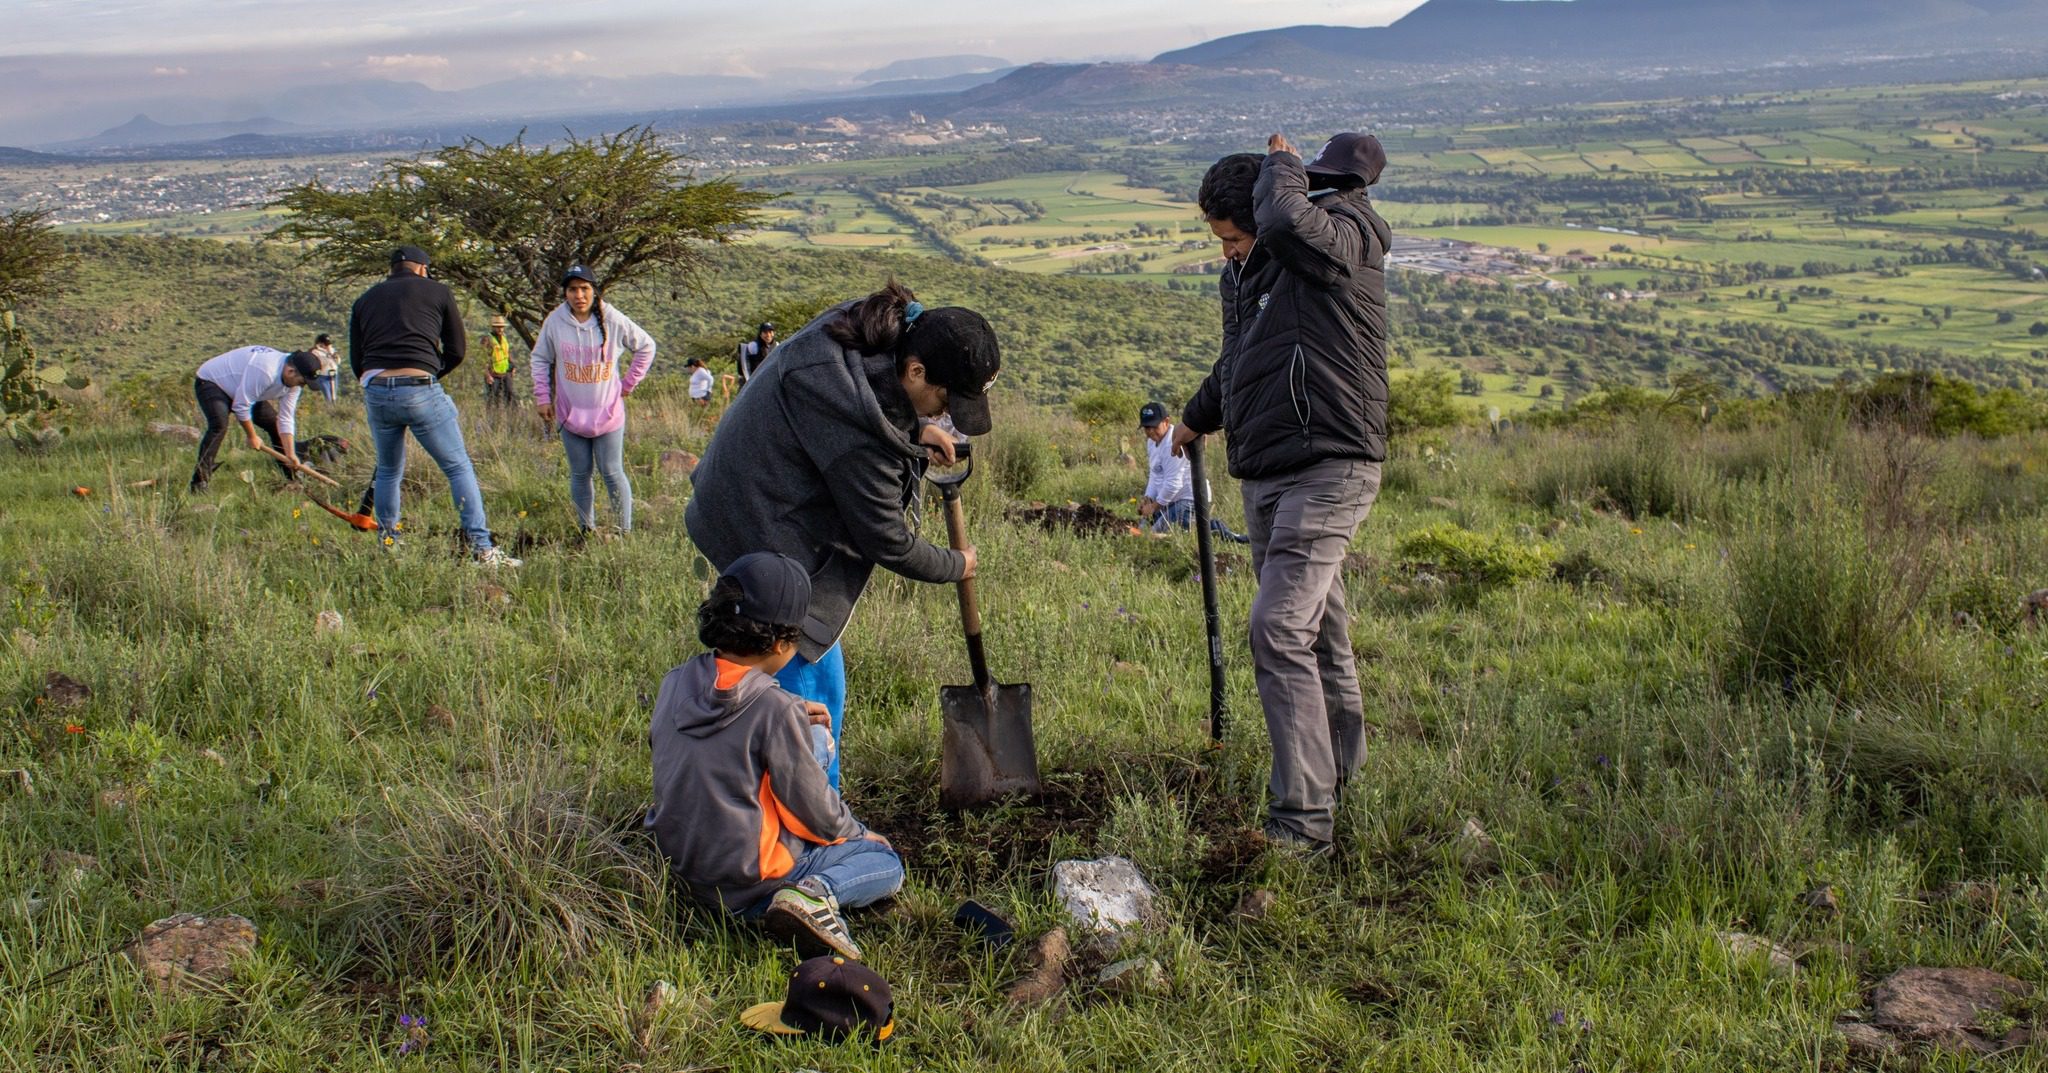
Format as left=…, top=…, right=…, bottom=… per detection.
left=369, top=375, right=435, bottom=387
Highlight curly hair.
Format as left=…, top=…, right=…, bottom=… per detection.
left=1198, top=153, right=1261, bottom=237
left=696, top=575, right=802, bottom=656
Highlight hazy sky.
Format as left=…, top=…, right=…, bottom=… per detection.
left=0, top=0, right=1431, bottom=143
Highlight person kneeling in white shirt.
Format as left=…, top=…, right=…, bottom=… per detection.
left=1139, top=400, right=1249, bottom=543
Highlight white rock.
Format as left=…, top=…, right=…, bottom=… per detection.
left=314, top=610, right=343, bottom=635
left=1717, top=931, right=1800, bottom=975
left=1096, top=957, right=1168, bottom=995
left=1052, top=856, right=1158, bottom=938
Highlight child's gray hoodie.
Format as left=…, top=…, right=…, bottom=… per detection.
left=644, top=653, right=864, bottom=910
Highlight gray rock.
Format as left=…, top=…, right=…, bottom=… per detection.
left=1097, top=957, right=1168, bottom=996
left=148, top=422, right=204, bottom=444
left=128, top=913, right=258, bottom=993
left=1052, top=857, right=1158, bottom=939
left=1717, top=931, right=1800, bottom=975
left=1868, top=966, right=2031, bottom=1052
left=1232, top=889, right=1277, bottom=922
left=1837, top=1021, right=1901, bottom=1058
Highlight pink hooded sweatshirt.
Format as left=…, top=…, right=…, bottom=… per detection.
left=530, top=301, right=657, bottom=438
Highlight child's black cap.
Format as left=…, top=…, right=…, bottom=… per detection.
left=741, top=956, right=894, bottom=1042
left=722, top=552, right=811, bottom=627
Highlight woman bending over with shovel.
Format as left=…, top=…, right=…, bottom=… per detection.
left=687, top=281, right=1001, bottom=789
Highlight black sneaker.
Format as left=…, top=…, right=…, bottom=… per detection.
left=762, top=880, right=862, bottom=961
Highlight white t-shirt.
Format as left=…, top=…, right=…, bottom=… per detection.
left=689, top=367, right=714, bottom=399
left=1144, top=423, right=1191, bottom=505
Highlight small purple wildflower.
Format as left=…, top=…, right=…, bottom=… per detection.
left=1549, top=1009, right=1567, bottom=1027
left=395, top=1014, right=428, bottom=1057
left=1579, top=1019, right=1594, bottom=1032
left=1595, top=754, right=1609, bottom=768
left=366, top=686, right=379, bottom=700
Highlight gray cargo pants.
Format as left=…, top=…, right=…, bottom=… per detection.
left=1242, top=458, right=1382, bottom=845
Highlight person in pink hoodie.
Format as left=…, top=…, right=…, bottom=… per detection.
left=532, top=265, right=657, bottom=534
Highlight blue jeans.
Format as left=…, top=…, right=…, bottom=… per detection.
left=363, top=379, right=494, bottom=550
left=1155, top=498, right=1249, bottom=542
left=313, top=373, right=337, bottom=402
left=561, top=426, right=632, bottom=531
left=776, top=646, right=846, bottom=789
left=743, top=838, right=904, bottom=915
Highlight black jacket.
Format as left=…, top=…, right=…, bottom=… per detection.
left=686, top=303, right=966, bottom=661
left=348, top=271, right=467, bottom=380
left=1183, top=151, right=1392, bottom=480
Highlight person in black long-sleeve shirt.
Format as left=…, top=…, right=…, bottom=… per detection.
left=350, top=245, right=516, bottom=566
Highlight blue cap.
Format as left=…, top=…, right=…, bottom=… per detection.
left=1138, top=401, right=1168, bottom=428
left=560, top=264, right=599, bottom=288
left=723, top=552, right=811, bottom=627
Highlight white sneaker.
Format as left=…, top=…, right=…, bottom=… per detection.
left=474, top=547, right=522, bottom=568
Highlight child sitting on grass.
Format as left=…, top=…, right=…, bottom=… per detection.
left=645, top=552, right=902, bottom=960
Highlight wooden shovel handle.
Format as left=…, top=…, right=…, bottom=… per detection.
left=254, top=442, right=340, bottom=488
left=940, top=482, right=992, bottom=691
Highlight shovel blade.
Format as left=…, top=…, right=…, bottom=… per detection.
left=939, top=682, right=1039, bottom=809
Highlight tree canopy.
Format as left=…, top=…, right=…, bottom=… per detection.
left=270, top=127, right=772, bottom=346
left=0, top=208, right=68, bottom=313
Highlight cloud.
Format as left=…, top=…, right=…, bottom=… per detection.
left=518, top=49, right=592, bottom=76
left=364, top=53, right=450, bottom=71
left=151, top=65, right=188, bottom=76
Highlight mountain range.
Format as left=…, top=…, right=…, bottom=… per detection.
left=18, top=0, right=2048, bottom=153
left=1156, top=0, right=2048, bottom=75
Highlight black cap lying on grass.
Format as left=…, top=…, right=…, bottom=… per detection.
left=741, top=956, right=894, bottom=1043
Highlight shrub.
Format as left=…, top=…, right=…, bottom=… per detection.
left=985, top=424, right=1061, bottom=498
left=1389, top=367, right=1464, bottom=434
left=1071, top=387, right=1144, bottom=428
left=1395, top=523, right=1549, bottom=587
left=1726, top=467, right=1935, bottom=698
left=341, top=761, right=664, bottom=973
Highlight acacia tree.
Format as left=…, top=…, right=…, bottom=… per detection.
left=271, top=127, right=772, bottom=347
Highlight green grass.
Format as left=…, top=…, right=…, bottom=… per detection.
left=1, top=383, right=2044, bottom=1069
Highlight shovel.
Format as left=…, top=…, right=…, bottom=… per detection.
left=930, top=451, right=1041, bottom=809
left=1187, top=438, right=1228, bottom=742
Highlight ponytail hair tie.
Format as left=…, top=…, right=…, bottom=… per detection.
left=903, top=301, right=925, bottom=326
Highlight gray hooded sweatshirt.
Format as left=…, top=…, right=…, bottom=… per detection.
left=644, top=653, right=864, bottom=910
left=686, top=303, right=967, bottom=661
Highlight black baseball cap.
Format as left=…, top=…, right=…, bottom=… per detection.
left=284, top=350, right=322, bottom=380
left=1304, top=132, right=1387, bottom=188
left=907, top=307, right=1000, bottom=437
left=722, top=552, right=811, bottom=628
left=741, top=956, right=895, bottom=1043
left=390, top=245, right=431, bottom=267
left=561, top=264, right=598, bottom=288
left=759, top=322, right=775, bottom=333
left=1138, top=401, right=1168, bottom=428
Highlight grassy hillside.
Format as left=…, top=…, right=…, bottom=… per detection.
left=1, top=380, right=2044, bottom=1068
left=26, top=234, right=1222, bottom=407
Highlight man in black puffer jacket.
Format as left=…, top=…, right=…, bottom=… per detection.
left=1174, top=132, right=1392, bottom=855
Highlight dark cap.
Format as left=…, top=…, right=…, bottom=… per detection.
left=284, top=350, right=322, bottom=381
left=1304, top=132, right=1387, bottom=187
left=759, top=322, right=775, bottom=333
left=741, top=956, right=894, bottom=1043
left=560, top=264, right=598, bottom=288
left=906, top=306, right=1000, bottom=437
left=1138, top=401, right=1168, bottom=428
left=390, top=245, right=431, bottom=267
left=721, top=552, right=811, bottom=628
